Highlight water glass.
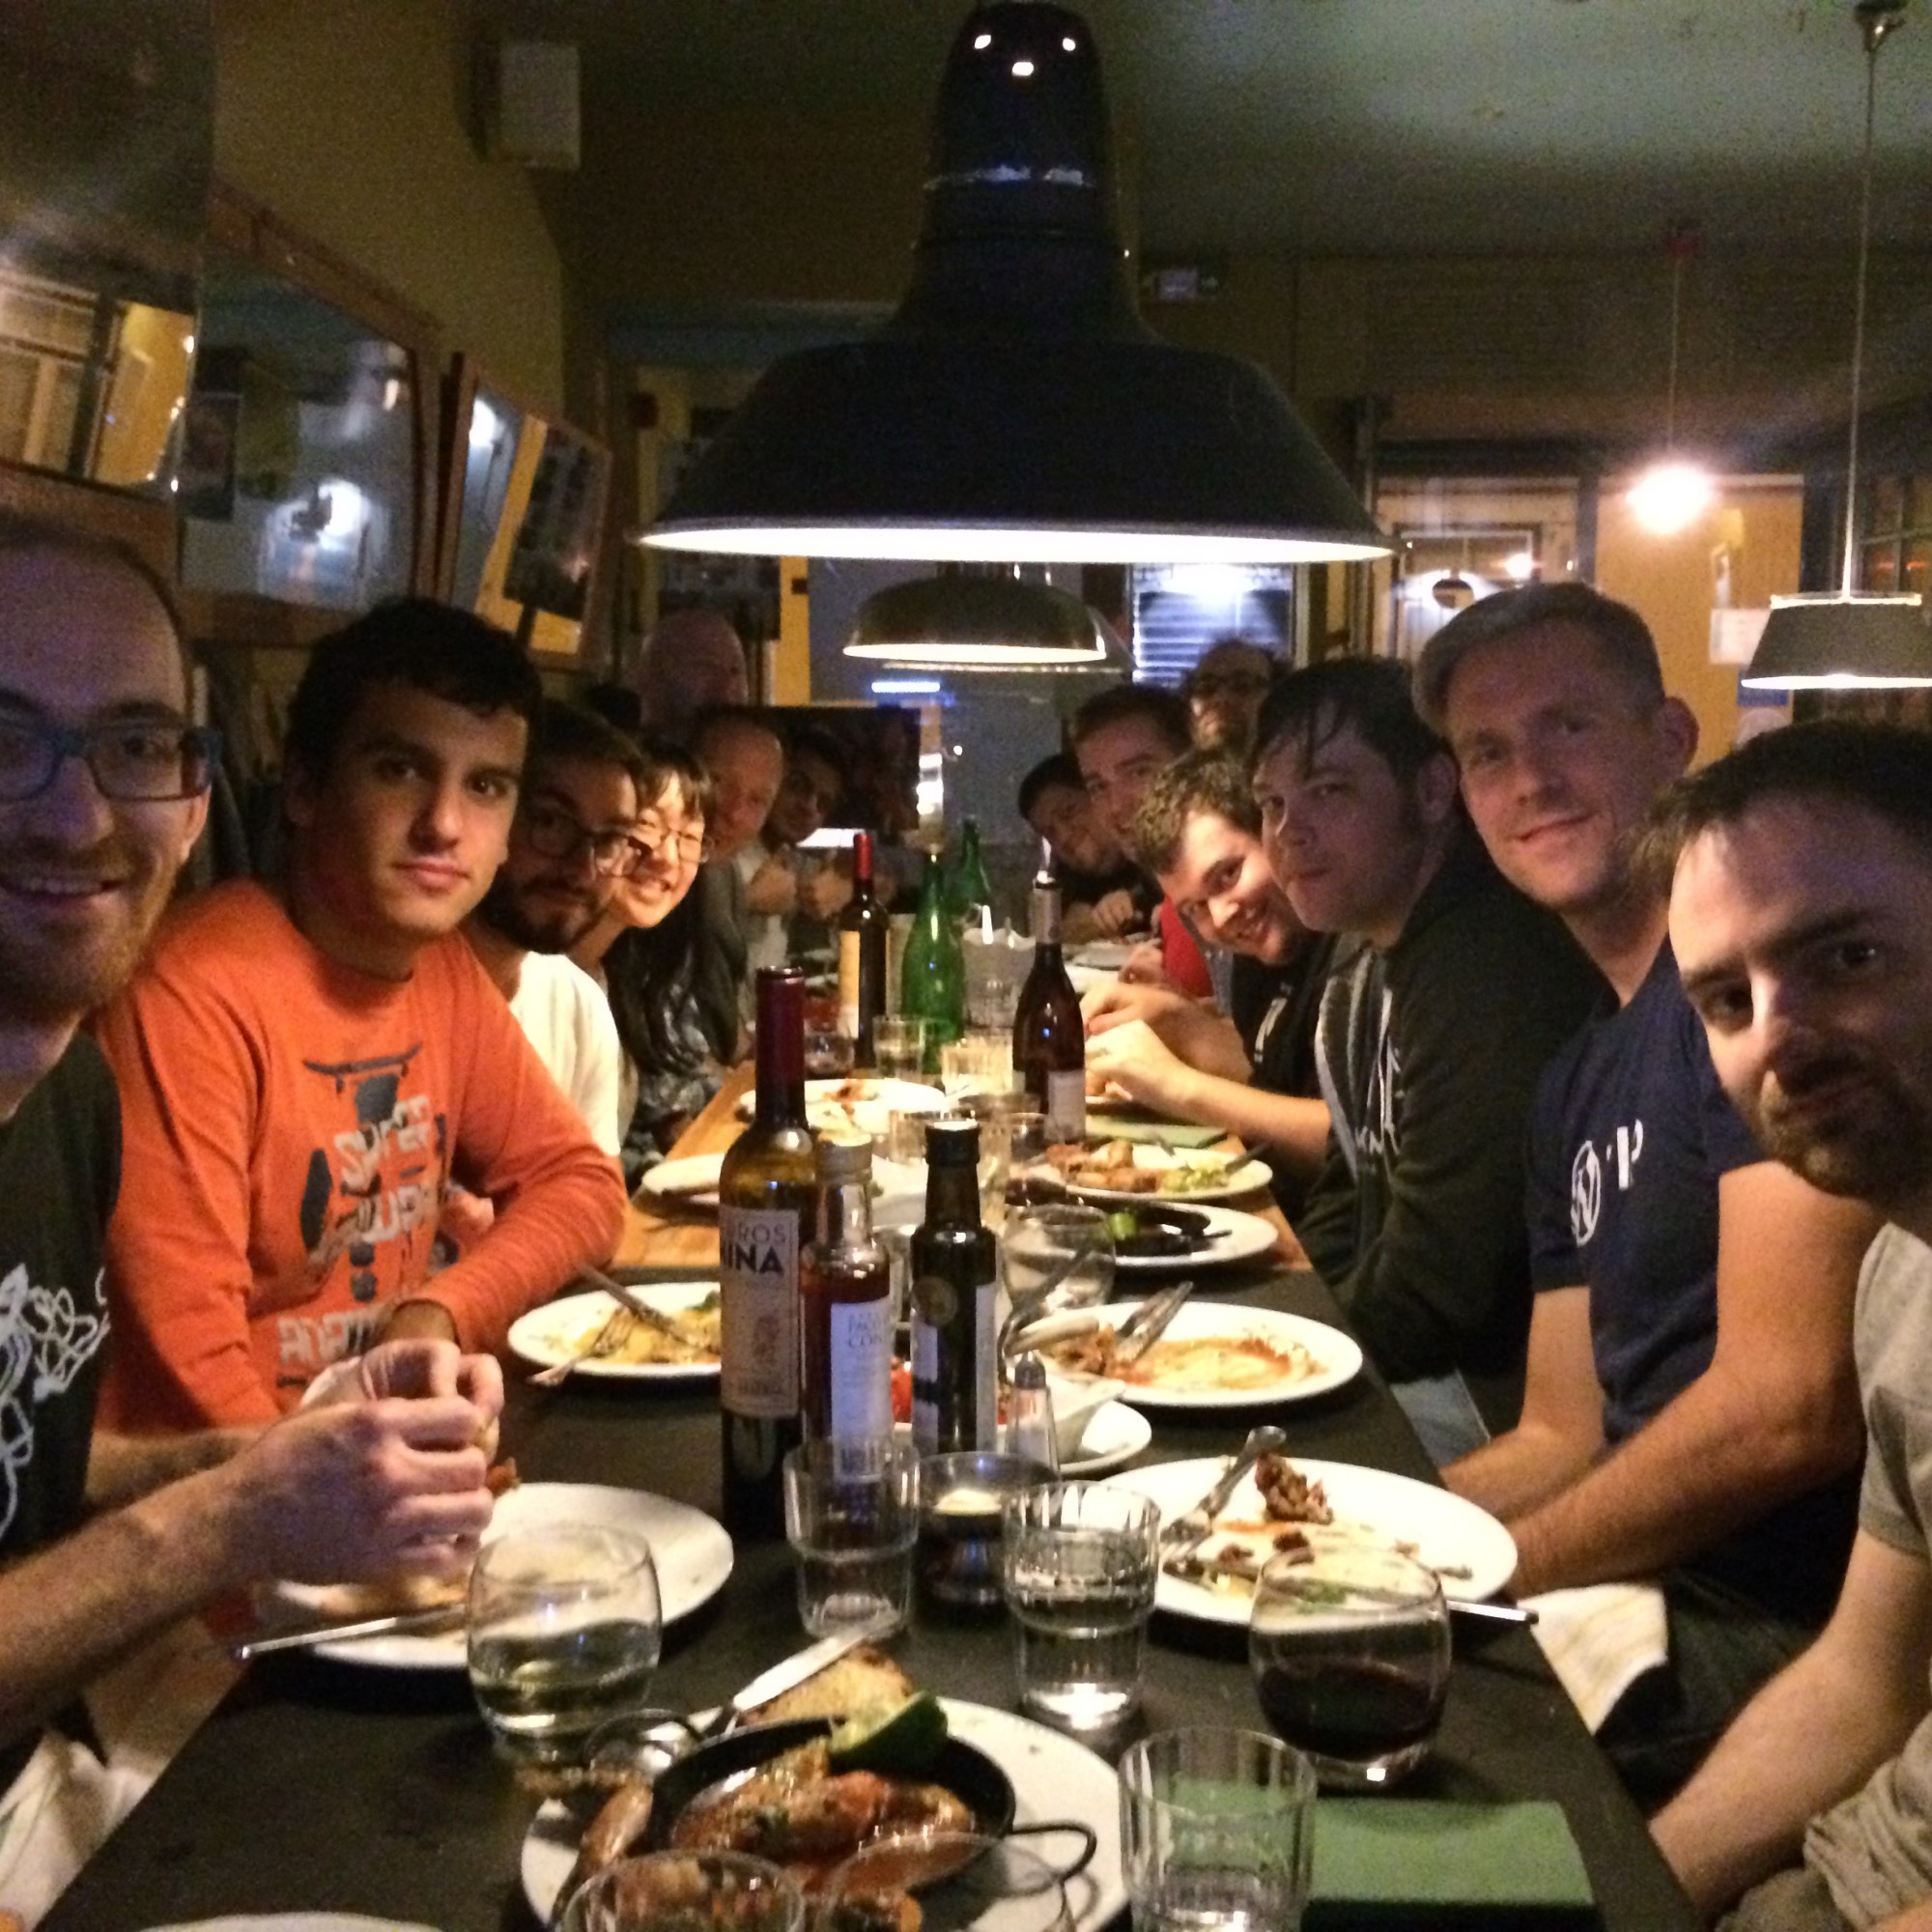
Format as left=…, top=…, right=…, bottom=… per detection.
left=823, top=1833, right=1076, bottom=1932
left=1248, top=1544, right=1451, bottom=1789
left=1119, top=1728, right=1317, bottom=1932
left=1001, top=1203, right=1117, bottom=1324
left=1002, top=1483, right=1160, bottom=1734
left=560, top=1851, right=805, bottom=1932
left=782, top=1436, right=920, bottom=1636
left=873, top=1015, right=928, bottom=1081
left=940, top=1027, right=1017, bottom=1099
left=467, top=1524, right=662, bottom=1765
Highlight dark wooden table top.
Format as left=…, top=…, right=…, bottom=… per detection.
left=44, top=1268, right=1696, bottom=1932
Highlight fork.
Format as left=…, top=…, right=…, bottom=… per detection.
left=529, top=1302, right=631, bottom=1387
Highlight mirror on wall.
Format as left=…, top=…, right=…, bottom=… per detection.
left=439, top=355, right=610, bottom=660
left=176, top=186, right=440, bottom=638
left=0, top=1, right=211, bottom=497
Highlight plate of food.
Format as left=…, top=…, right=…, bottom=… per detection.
left=733, top=1077, right=949, bottom=1138
left=1102, top=1452, right=1518, bottom=1626
left=1047, top=1141, right=1274, bottom=1205
left=255, top=1481, right=734, bottom=1668
left=1099, top=1202, right=1281, bottom=1272
left=638, top=1153, right=725, bottom=1211
left=1038, top=1301, right=1360, bottom=1409
left=509, top=1283, right=722, bottom=1379
left=521, top=1695, right=1124, bottom=1932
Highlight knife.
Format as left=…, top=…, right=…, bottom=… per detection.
left=230, top=1602, right=468, bottom=1661
left=581, top=1264, right=706, bottom=1348
left=678, top=1623, right=888, bottom=1742
left=1155, top=1424, right=1288, bottom=1564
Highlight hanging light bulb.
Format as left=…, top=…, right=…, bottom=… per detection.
left=1627, top=223, right=1715, bottom=536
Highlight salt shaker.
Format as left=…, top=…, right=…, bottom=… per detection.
left=1005, top=1350, right=1059, bottom=1475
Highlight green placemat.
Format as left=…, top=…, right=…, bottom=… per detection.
left=1306, top=1799, right=1596, bottom=1930
left=1084, top=1113, right=1226, bottom=1149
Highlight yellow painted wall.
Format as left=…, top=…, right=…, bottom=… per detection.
left=1595, top=483, right=1803, bottom=764
left=211, top=0, right=565, bottom=410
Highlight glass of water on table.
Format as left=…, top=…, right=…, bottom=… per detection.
left=467, top=1524, right=662, bottom=1764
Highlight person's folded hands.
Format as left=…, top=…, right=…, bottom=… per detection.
left=1090, top=889, right=1140, bottom=938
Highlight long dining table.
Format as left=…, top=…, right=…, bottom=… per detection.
left=43, top=1067, right=1697, bottom=1932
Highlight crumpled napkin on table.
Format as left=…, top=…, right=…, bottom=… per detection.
left=1522, top=1581, right=1669, bottom=1733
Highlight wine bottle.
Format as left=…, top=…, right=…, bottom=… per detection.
left=910, top=1118, right=997, bottom=1455
left=837, top=831, right=888, bottom=1070
left=800, top=1131, right=893, bottom=1443
left=718, top=967, right=814, bottom=1537
left=899, top=847, right=965, bottom=1073
left=1013, top=865, right=1086, bottom=1144
left=945, top=816, right=995, bottom=930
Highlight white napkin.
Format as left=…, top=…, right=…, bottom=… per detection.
left=1522, top=1581, right=1670, bottom=1733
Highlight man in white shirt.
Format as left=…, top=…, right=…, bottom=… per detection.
left=465, top=701, right=643, bottom=1153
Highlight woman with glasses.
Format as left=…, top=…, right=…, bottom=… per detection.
left=569, top=741, right=723, bottom=1185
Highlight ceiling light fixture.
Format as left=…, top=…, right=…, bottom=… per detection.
left=1626, top=222, right=1715, bottom=536
left=1745, top=1, right=1931, bottom=690
left=843, top=565, right=1125, bottom=670
left=642, top=2, right=1389, bottom=566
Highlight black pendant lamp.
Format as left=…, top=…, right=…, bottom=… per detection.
left=1744, top=1, right=1931, bottom=691
left=642, top=3, right=1388, bottom=566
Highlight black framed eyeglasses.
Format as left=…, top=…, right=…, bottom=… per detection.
left=519, top=802, right=643, bottom=876
left=631, top=812, right=707, bottom=866
left=0, top=718, right=221, bottom=804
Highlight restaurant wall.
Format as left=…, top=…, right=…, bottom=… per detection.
left=211, top=0, right=567, bottom=412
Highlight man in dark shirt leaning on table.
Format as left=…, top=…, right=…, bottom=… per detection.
left=1251, top=658, right=1606, bottom=1463
left=0, top=517, right=504, bottom=1924
left=1078, top=750, right=1343, bottom=1220
left=1419, top=583, right=1870, bottom=1810
left=1650, top=723, right=1932, bottom=1932
left=1017, top=752, right=1154, bottom=944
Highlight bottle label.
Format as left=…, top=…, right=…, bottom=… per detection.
left=1045, top=1067, right=1086, bottom=1145
left=838, top=929, right=862, bottom=1039
left=720, top=1207, right=800, bottom=1419
left=829, top=1297, right=893, bottom=1440
left=910, top=1273, right=996, bottom=1455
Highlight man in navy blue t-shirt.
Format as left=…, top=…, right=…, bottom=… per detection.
left=1418, top=582, right=1874, bottom=1807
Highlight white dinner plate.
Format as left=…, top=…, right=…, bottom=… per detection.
left=1046, top=1300, right=1361, bottom=1410
left=142, top=1919, right=440, bottom=1932
left=733, top=1076, right=949, bottom=1138
left=260, top=1483, right=733, bottom=1668
left=1101, top=1455, right=1518, bottom=1625
left=1065, top=1155, right=1275, bottom=1206
left=521, top=1697, right=1124, bottom=1932
left=638, top=1153, right=725, bottom=1211
left=1062, top=1399, right=1152, bottom=1475
left=1111, top=1204, right=1281, bottom=1274
left=1068, top=942, right=1135, bottom=971
left=509, top=1283, right=722, bottom=1380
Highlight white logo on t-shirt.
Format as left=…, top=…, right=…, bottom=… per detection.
left=0, top=1264, right=109, bottom=1542
left=1569, top=1121, right=1646, bottom=1248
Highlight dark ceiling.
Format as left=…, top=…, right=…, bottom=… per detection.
left=530, top=0, right=1932, bottom=256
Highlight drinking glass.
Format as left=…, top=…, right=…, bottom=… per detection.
left=468, top=1524, right=662, bottom=1765
left=1119, top=1728, right=1316, bottom=1932
left=873, top=1015, right=928, bottom=1081
left=560, top=1851, right=805, bottom=1932
left=1002, top=1482, right=1160, bottom=1734
left=940, top=1027, right=1017, bottom=1100
left=1001, top=1202, right=1116, bottom=1340
left=1002, top=1111, right=1064, bottom=1208
left=804, top=1025, right=856, bottom=1079
left=822, top=1833, right=1076, bottom=1932
left=1248, top=1543, right=1452, bottom=1789
left=781, top=1436, right=920, bottom=1636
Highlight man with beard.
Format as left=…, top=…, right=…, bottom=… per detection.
left=465, top=701, right=644, bottom=1152
left=1419, top=584, right=1870, bottom=1807
left=1650, top=723, right=1932, bottom=1931
left=1252, top=658, right=1605, bottom=1455
left=0, top=519, right=504, bottom=1919
left=1184, top=636, right=1279, bottom=755
left=97, top=601, right=625, bottom=1430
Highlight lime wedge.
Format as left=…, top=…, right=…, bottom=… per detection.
left=826, top=1690, right=949, bottom=1774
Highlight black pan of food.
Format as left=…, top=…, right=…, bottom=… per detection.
left=642, top=1718, right=1095, bottom=1889
left=1104, top=1202, right=1218, bottom=1260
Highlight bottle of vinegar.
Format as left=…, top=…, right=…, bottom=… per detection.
left=1013, top=863, right=1085, bottom=1144
left=800, top=1132, right=893, bottom=1443
left=718, top=968, right=814, bottom=1537
left=910, top=1118, right=998, bottom=1455
left=838, top=831, right=888, bottom=1070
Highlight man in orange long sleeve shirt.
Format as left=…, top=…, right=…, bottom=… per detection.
left=98, top=601, right=627, bottom=1430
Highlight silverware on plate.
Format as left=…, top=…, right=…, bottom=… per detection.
left=230, top=1601, right=467, bottom=1661
left=1155, top=1424, right=1288, bottom=1564
left=1110, top=1278, right=1195, bottom=1367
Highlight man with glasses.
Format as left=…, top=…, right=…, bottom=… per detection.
left=465, top=701, right=647, bottom=1153
left=1185, top=636, right=1279, bottom=756
left=97, top=599, right=626, bottom=1431
left=0, top=521, right=504, bottom=1919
